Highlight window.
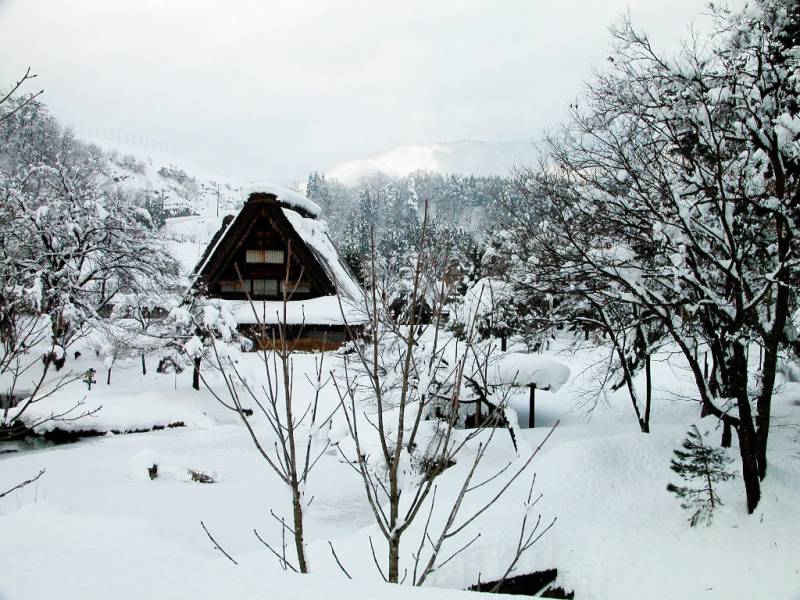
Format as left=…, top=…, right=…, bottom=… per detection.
left=252, top=279, right=278, bottom=296
left=219, top=279, right=251, bottom=293
left=281, top=281, right=311, bottom=294
left=246, top=249, right=284, bottom=264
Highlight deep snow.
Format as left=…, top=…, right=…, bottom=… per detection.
left=2, top=142, right=797, bottom=600
left=2, top=338, right=798, bottom=600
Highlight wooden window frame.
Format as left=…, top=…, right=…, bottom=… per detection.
left=246, top=249, right=285, bottom=264
left=219, top=279, right=251, bottom=293
left=252, top=278, right=278, bottom=296
left=281, top=281, right=311, bottom=294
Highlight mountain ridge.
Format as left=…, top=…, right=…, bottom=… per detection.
left=325, top=140, right=538, bottom=183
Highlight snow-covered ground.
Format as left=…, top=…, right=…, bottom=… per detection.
left=2, top=336, right=798, bottom=600
left=2, top=139, right=797, bottom=599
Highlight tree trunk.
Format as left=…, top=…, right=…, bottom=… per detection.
left=388, top=536, right=400, bottom=583
left=141, top=353, right=147, bottom=375
left=756, top=342, right=778, bottom=480
left=643, top=353, right=651, bottom=433
left=721, top=420, right=732, bottom=448
left=388, top=457, right=401, bottom=582
left=291, top=481, right=308, bottom=573
left=731, top=343, right=760, bottom=512
left=106, top=367, right=112, bottom=386
left=754, top=216, right=791, bottom=481
left=192, top=356, right=201, bottom=390
left=736, top=422, right=761, bottom=513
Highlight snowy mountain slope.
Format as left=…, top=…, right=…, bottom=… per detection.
left=79, top=138, right=325, bottom=276
left=78, top=135, right=245, bottom=217
left=325, top=140, right=538, bottom=183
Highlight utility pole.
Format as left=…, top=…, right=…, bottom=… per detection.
left=205, top=180, right=222, bottom=217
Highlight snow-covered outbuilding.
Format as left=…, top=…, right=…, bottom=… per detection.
left=192, top=186, right=366, bottom=350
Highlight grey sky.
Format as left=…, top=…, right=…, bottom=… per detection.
left=1, top=0, right=717, bottom=182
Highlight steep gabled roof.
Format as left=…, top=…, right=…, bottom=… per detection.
left=193, top=190, right=363, bottom=301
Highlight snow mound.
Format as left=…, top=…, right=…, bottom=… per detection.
left=10, top=390, right=215, bottom=434
left=129, top=450, right=222, bottom=484
left=454, top=277, right=514, bottom=323
left=128, top=449, right=160, bottom=481
left=242, top=182, right=321, bottom=217
left=486, top=353, right=571, bottom=391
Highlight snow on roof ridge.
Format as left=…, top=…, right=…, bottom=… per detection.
left=242, top=181, right=321, bottom=218
left=281, top=208, right=364, bottom=300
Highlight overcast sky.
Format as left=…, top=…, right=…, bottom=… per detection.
left=1, top=0, right=719, bottom=182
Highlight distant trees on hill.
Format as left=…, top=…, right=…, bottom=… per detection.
left=305, top=170, right=512, bottom=295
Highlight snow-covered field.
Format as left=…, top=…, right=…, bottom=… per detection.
left=2, top=336, right=798, bottom=600
left=1, top=143, right=797, bottom=600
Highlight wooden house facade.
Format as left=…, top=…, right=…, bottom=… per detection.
left=193, top=188, right=365, bottom=351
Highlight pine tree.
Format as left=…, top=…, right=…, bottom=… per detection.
left=667, top=425, right=736, bottom=526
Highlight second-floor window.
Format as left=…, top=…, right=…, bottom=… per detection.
left=246, top=249, right=284, bottom=264
left=219, top=279, right=279, bottom=296
left=252, top=279, right=278, bottom=296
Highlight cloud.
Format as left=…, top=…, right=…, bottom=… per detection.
left=0, top=0, right=720, bottom=182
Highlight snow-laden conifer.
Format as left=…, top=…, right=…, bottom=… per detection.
left=667, top=425, right=736, bottom=526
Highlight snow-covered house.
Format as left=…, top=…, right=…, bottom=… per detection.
left=193, top=186, right=365, bottom=350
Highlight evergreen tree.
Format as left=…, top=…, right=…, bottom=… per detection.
left=144, top=190, right=167, bottom=229
left=667, top=425, right=736, bottom=526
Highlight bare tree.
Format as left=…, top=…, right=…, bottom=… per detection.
left=0, top=67, right=42, bottom=124
left=194, top=243, right=335, bottom=573
left=332, top=206, right=554, bottom=584
left=0, top=310, right=92, bottom=441
left=0, top=468, right=45, bottom=499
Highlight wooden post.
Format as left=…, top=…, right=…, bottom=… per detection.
left=528, top=384, right=536, bottom=429
left=84, top=368, right=96, bottom=391
left=192, top=356, right=201, bottom=391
